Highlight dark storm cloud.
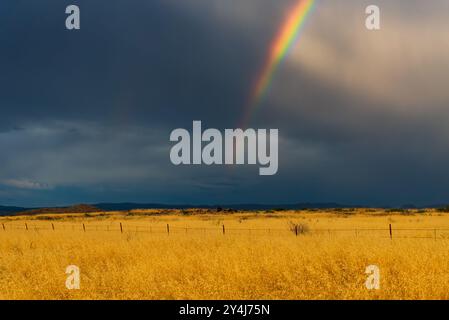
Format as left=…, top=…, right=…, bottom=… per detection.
left=249, top=0, right=449, bottom=206
left=1, top=0, right=449, bottom=206
left=0, top=0, right=270, bottom=129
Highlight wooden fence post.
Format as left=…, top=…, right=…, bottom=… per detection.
left=222, top=224, right=225, bottom=235
left=25, top=223, right=28, bottom=231
left=83, top=223, right=86, bottom=232
left=389, top=224, right=393, bottom=240
left=295, top=225, right=298, bottom=236
left=2, top=223, right=5, bottom=231
left=120, top=222, right=123, bottom=234
left=167, top=224, right=170, bottom=235
left=52, top=223, right=55, bottom=231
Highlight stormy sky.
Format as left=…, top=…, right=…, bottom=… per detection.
left=1, top=0, right=449, bottom=207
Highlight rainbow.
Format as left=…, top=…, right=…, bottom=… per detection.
left=241, top=0, right=316, bottom=126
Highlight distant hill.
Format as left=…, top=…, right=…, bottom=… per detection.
left=0, top=202, right=355, bottom=216
left=1, top=202, right=449, bottom=217
left=94, top=202, right=354, bottom=211
left=0, top=202, right=357, bottom=216
left=15, top=204, right=101, bottom=216
left=0, top=205, right=27, bottom=216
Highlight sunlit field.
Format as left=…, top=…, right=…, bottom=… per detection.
left=0, top=209, right=449, bottom=300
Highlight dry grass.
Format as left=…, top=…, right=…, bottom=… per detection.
left=0, top=209, right=448, bottom=300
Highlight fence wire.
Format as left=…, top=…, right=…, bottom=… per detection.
left=1, top=222, right=449, bottom=240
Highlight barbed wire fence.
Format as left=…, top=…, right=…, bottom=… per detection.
left=1, top=222, right=449, bottom=240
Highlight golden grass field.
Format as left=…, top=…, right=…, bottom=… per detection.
left=0, top=208, right=449, bottom=300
